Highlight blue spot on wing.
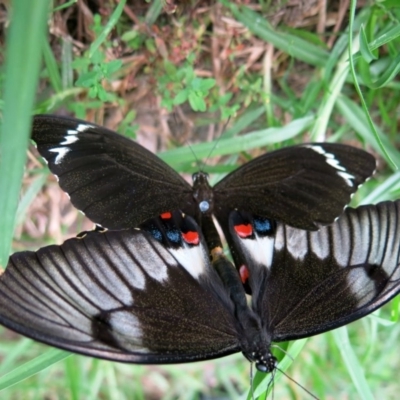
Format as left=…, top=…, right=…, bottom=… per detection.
left=254, top=217, right=272, bottom=234
left=148, top=227, right=163, bottom=242
left=166, top=229, right=181, bottom=244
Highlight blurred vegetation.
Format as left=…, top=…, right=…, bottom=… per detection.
left=1, top=0, right=400, bottom=399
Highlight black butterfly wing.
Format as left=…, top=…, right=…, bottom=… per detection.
left=0, top=229, right=240, bottom=362
left=32, top=114, right=193, bottom=230
left=214, top=144, right=376, bottom=230
left=235, top=200, right=400, bottom=341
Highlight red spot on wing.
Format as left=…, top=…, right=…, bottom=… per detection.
left=234, top=224, right=253, bottom=238
left=182, top=231, right=200, bottom=245
left=239, top=265, right=249, bottom=284
left=160, top=212, right=172, bottom=219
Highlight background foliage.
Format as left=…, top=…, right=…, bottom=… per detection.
left=1, top=0, right=400, bottom=399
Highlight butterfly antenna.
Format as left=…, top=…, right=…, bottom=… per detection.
left=250, top=363, right=255, bottom=400
left=267, top=369, right=276, bottom=400
left=276, top=367, right=320, bottom=400
left=201, top=116, right=232, bottom=172
left=271, top=344, right=294, bottom=361
left=187, top=142, right=203, bottom=173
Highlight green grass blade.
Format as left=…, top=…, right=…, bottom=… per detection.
left=332, top=327, right=374, bottom=400
left=145, top=0, right=164, bottom=25
left=0, top=348, right=71, bottom=390
left=89, top=0, right=127, bottom=58
left=159, top=116, right=314, bottom=167
left=222, top=106, right=266, bottom=139
left=15, top=172, right=48, bottom=227
left=251, top=339, right=308, bottom=399
left=347, top=0, right=395, bottom=170
left=336, top=96, right=400, bottom=167
left=42, top=38, right=62, bottom=93
left=360, top=171, right=400, bottom=204
left=0, top=0, right=50, bottom=266
left=220, top=0, right=329, bottom=67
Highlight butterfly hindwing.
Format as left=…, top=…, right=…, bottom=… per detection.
left=230, top=201, right=400, bottom=342
left=2, top=200, right=400, bottom=373
left=0, top=223, right=240, bottom=363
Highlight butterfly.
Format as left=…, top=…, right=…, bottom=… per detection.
left=1, top=114, right=392, bottom=392
left=0, top=200, right=400, bottom=375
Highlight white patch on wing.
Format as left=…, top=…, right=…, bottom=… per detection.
left=49, top=147, right=70, bottom=164
left=364, top=203, right=400, bottom=277
left=326, top=157, right=346, bottom=171
left=380, top=209, right=400, bottom=277
left=34, top=252, right=112, bottom=315
left=349, top=211, right=368, bottom=266
left=285, top=226, right=308, bottom=260
left=306, top=144, right=355, bottom=187
left=168, top=243, right=209, bottom=279
left=366, top=206, right=380, bottom=266
left=76, top=123, right=94, bottom=132
left=61, top=135, right=78, bottom=145
left=274, top=223, right=285, bottom=251
left=109, top=250, right=146, bottom=291
left=128, top=235, right=171, bottom=283
left=84, top=251, right=134, bottom=305
left=310, top=228, right=329, bottom=260
left=236, top=234, right=275, bottom=269
left=346, top=268, right=376, bottom=304
left=306, top=144, right=326, bottom=156
left=337, top=171, right=355, bottom=187
left=332, top=214, right=351, bottom=267
left=108, top=311, right=148, bottom=352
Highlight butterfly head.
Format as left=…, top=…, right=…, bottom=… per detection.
left=192, top=171, right=214, bottom=214
left=254, top=352, right=278, bottom=373
left=242, top=331, right=277, bottom=373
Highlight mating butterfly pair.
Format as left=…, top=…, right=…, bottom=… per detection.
left=1, top=115, right=399, bottom=385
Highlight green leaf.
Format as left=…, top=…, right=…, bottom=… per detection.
left=91, top=48, right=105, bottom=64
left=164, top=60, right=177, bottom=76
left=75, top=70, right=99, bottom=87
left=104, top=60, right=123, bottom=76
left=88, top=85, right=98, bottom=98
left=217, top=92, right=233, bottom=106
left=97, top=86, right=109, bottom=101
left=173, top=89, right=189, bottom=105
left=188, top=92, right=206, bottom=111
left=71, top=56, right=90, bottom=71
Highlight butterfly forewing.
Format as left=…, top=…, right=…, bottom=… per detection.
left=0, top=226, right=240, bottom=362
left=32, top=115, right=193, bottom=229
left=214, top=144, right=376, bottom=230
left=32, top=115, right=376, bottom=231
